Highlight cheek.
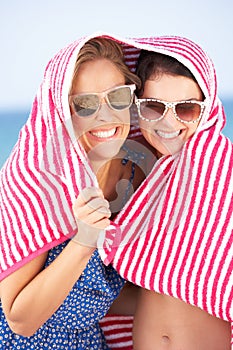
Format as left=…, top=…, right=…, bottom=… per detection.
left=122, top=123, right=130, bottom=139
left=185, top=123, right=199, bottom=140
left=139, top=120, right=154, bottom=138
left=72, top=116, right=92, bottom=138
left=119, top=109, right=131, bottom=124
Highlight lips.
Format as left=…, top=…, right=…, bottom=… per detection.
left=156, top=130, right=181, bottom=139
left=90, top=127, right=117, bottom=139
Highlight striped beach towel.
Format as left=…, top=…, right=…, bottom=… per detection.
left=1, top=32, right=233, bottom=347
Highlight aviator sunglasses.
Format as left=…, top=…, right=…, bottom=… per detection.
left=135, top=98, right=206, bottom=124
left=70, top=84, right=136, bottom=117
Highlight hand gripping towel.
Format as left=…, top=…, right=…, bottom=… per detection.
left=98, top=36, right=233, bottom=347
left=0, top=31, right=143, bottom=281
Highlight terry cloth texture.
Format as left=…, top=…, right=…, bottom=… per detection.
left=98, top=36, right=233, bottom=347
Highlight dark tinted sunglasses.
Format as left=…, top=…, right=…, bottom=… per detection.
left=70, top=84, right=136, bottom=117
left=135, top=98, right=206, bottom=123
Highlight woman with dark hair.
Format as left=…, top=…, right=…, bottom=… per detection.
left=100, top=36, right=233, bottom=349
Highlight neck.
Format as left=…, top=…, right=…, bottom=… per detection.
left=91, top=159, right=112, bottom=192
left=89, top=158, right=109, bottom=175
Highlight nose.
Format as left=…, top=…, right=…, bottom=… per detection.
left=95, top=100, right=113, bottom=122
left=163, top=107, right=180, bottom=126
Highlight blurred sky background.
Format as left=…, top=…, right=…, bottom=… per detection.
left=0, top=0, right=233, bottom=111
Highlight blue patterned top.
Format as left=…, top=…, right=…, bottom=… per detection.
left=0, top=243, right=124, bottom=349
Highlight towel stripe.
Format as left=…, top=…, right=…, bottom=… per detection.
left=100, top=315, right=133, bottom=349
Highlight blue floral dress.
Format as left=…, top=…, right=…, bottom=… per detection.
left=0, top=243, right=124, bottom=349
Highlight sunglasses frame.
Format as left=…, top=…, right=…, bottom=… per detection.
left=70, top=84, right=136, bottom=118
left=135, top=97, right=206, bottom=124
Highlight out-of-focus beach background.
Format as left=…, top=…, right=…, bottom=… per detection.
left=0, top=0, right=232, bottom=168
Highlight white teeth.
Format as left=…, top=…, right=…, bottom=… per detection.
left=91, top=128, right=116, bottom=138
left=156, top=130, right=180, bottom=139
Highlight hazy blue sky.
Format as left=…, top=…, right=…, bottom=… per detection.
left=0, top=0, right=232, bottom=110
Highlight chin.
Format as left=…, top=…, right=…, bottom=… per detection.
left=87, top=140, right=123, bottom=161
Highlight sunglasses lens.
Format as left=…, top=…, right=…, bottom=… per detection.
left=176, top=102, right=201, bottom=122
left=107, top=86, right=132, bottom=110
left=139, top=100, right=165, bottom=120
left=72, top=95, right=99, bottom=117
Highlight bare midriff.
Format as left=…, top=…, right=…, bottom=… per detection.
left=133, top=289, right=231, bottom=350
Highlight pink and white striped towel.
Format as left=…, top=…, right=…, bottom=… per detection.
left=1, top=32, right=233, bottom=347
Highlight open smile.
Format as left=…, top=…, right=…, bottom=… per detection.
left=156, top=130, right=181, bottom=139
left=89, top=127, right=118, bottom=140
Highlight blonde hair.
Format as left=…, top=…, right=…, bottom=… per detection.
left=70, top=37, right=141, bottom=93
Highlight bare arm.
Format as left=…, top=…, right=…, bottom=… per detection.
left=0, top=187, right=110, bottom=337
left=1, top=242, right=95, bottom=336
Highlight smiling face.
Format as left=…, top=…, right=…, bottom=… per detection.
left=138, top=74, right=204, bottom=157
left=70, top=58, right=131, bottom=164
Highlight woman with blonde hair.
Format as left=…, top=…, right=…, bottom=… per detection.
left=0, top=34, right=143, bottom=349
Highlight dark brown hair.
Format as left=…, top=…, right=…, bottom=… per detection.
left=136, top=50, right=198, bottom=97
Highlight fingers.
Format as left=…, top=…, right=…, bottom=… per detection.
left=85, top=216, right=110, bottom=230
left=76, top=203, right=111, bottom=229
left=74, top=197, right=110, bottom=218
left=72, top=187, right=111, bottom=228
left=72, top=187, right=111, bottom=247
left=73, top=187, right=104, bottom=207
